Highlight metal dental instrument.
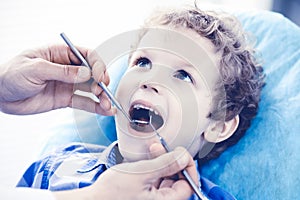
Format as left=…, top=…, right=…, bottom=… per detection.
left=60, top=32, right=135, bottom=123
left=149, top=116, right=209, bottom=200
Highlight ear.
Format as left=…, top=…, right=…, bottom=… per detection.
left=204, top=115, right=240, bottom=143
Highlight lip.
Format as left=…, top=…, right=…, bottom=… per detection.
left=129, top=100, right=162, bottom=116
left=130, top=100, right=157, bottom=109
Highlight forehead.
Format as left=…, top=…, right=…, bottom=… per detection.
left=136, top=27, right=221, bottom=91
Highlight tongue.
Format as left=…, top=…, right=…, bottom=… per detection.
left=130, top=109, right=164, bottom=133
left=130, top=108, right=150, bottom=124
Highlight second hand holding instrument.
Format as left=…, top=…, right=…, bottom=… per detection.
left=148, top=116, right=209, bottom=200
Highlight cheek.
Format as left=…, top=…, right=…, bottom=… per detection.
left=164, top=90, right=212, bottom=156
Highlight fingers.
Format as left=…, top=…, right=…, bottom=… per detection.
left=115, top=147, right=193, bottom=177
left=34, top=54, right=115, bottom=115
left=30, top=44, right=89, bottom=65
left=155, top=147, right=191, bottom=176
left=87, top=50, right=110, bottom=84
left=110, top=147, right=198, bottom=200
left=159, top=178, right=175, bottom=188
left=31, top=45, right=110, bottom=85
left=34, top=58, right=91, bottom=83
left=181, top=154, right=199, bottom=186
left=169, top=179, right=194, bottom=200
left=30, top=45, right=111, bottom=94
left=71, top=93, right=116, bottom=116
left=87, top=50, right=112, bottom=102
left=150, top=143, right=198, bottom=182
left=150, top=147, right=197, bottom=200
left=149, top=143, right=167, bottom=159
left=25, top=45, right=116, bottom=116
left=75, top=81, right=93, bottom=93
left=153, top=179, right=192, bottom=200
left=50, top=44, right=89, bottom=65
left=149, top=144, right=199, bottom=198
left=156, top=148, right=198, bottom=200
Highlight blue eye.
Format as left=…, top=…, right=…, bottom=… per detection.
left=173, top=70, right=194, bottom=83
left=136, top=57, right=152, bottom=69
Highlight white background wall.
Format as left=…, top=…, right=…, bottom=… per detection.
left=0, top=0, right=272, bottom=189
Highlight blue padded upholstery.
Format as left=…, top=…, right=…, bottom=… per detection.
left=43, top=10, right=300, bottom=199
left=200, top=10, right=300, bottom=199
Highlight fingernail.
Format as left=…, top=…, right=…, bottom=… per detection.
left=78, top=67, right=91, bottom=79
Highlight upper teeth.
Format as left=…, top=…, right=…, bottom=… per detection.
left=133, top=104, right=158, bottom=115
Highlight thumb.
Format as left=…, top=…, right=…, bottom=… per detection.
left=38, top=60, right=91, bottom=83
left=150, top=147, right=191, bottom=179
left=149, top=143, right=167, bottom=159
left=112, top=147, right=191, bottom=177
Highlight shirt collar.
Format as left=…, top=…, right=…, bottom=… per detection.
left=104, top=141, right=124, bottom=168
left=77, top=142, right=123, bottom=173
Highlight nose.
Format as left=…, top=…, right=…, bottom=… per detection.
left=141, top=84, right=159, bottom=94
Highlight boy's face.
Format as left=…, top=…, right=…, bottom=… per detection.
left=114, top=28, right=222, bottom=162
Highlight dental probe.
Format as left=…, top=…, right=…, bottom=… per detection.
left=60, top=32, right=133, bottom=122
left=149, top=117, right=209, bottom=200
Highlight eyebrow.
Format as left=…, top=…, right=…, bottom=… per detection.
left=128, top=49, right=145, bottom=65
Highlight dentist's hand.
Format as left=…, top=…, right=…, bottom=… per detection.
left=0, top=45, right=115, bottom=115
left=54, top=146, right=197, bottom=200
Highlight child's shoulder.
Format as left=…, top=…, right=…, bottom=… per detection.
left=51, top=142, right=108, bottom=155
left=17, top=142, right=113, bottom=189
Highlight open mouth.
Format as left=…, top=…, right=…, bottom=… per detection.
left=129, top=103, right=164, bottom=132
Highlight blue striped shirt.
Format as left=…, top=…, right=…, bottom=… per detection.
left=17, top=142, right=236, bottom=200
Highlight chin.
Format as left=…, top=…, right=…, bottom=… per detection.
left=116, top=127, right=154, bottom=161
left=118, top=143, right=151, bottom=162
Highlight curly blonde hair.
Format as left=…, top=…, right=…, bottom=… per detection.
left=143, top=6, right=265, bottom=165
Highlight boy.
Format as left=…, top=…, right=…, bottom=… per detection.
left=17, top=6, right=264, bottom=199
